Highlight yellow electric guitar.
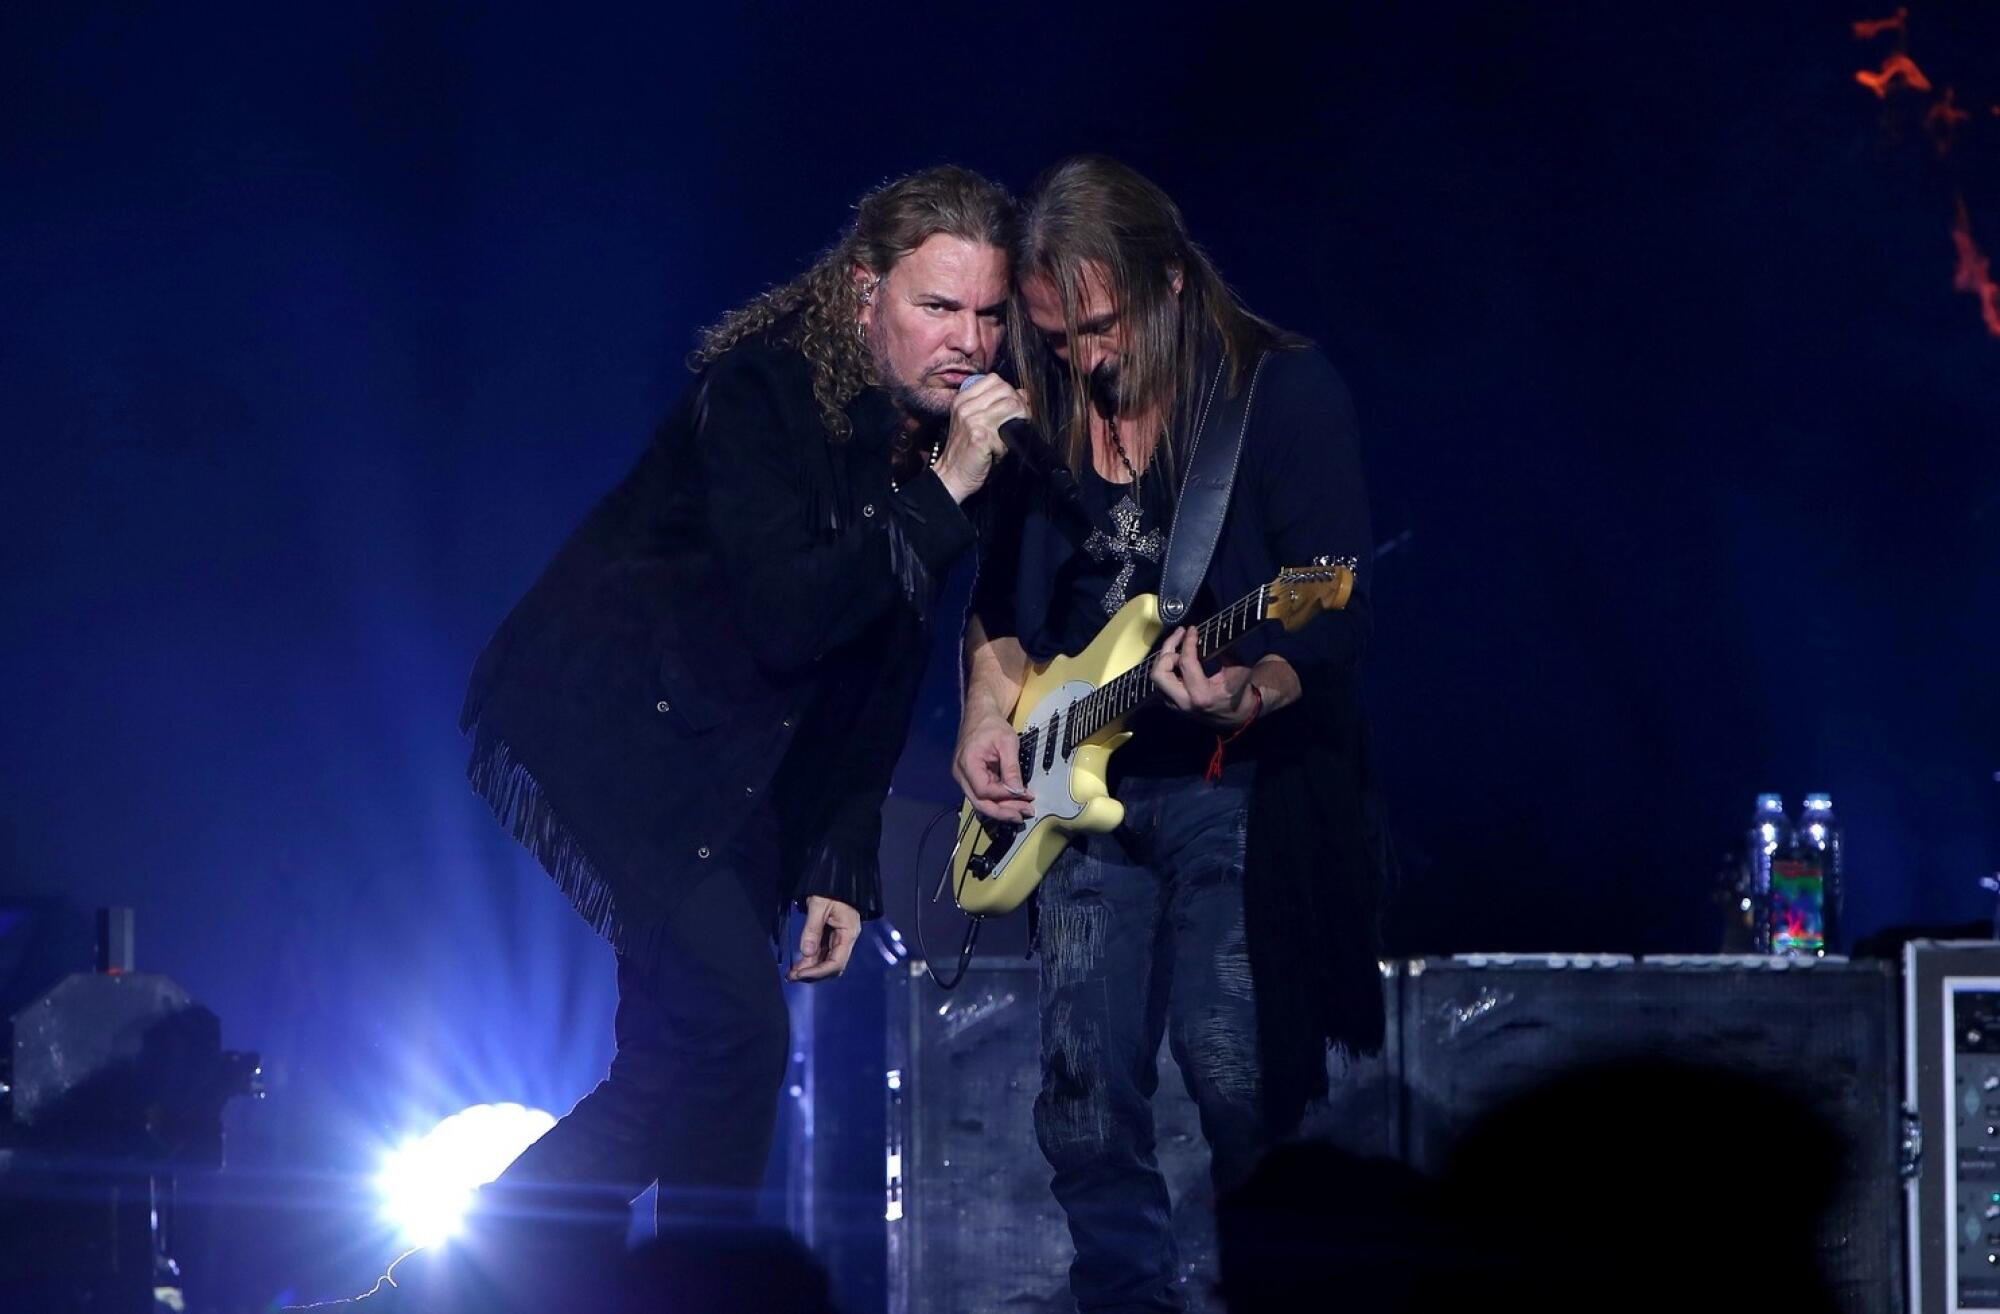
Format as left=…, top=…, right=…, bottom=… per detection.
left=947, top=561, right=1355, bottom=916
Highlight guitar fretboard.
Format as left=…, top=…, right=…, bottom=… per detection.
left=1059, top=584, right=1271, bottom=752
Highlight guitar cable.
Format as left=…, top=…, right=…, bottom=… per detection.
left=913, top=805, right=983, bottom=991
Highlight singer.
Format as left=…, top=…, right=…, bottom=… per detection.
left=328, top=167, right=1019, bottom=1308
left=954, top=156, right=1391, bottom=1314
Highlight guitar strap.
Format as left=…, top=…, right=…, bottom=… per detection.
left=1158, top=350, right=1269, bottom=625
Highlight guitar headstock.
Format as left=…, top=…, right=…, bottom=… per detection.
left=1264, top=558, right=1356, bottom=632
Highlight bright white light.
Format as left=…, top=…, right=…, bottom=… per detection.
left=377, top=1102, right=556, bottom=1247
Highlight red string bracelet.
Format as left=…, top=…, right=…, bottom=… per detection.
left=1204, top=684, right=1263, bottom=783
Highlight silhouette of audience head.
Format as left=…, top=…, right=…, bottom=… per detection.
left=1217, top=1142, right=1430, bottom=1313
left=1220, top=1059, right=1847, bottom=1314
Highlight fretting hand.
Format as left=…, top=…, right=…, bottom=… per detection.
left=1149, top=626, right=1257, bottom=729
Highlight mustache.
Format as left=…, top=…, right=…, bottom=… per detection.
left=1088, top=359, right=1124, bottom=417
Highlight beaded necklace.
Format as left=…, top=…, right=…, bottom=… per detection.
left=889, top=433, right=946, bottom=493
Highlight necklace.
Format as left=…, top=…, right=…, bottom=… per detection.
left=890, top=433, right=945, bottom=493
left=1083, top=414, right=1165, bottom=613
left=1105, top=416, right=1142, bottom=483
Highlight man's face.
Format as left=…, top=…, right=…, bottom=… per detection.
left=859, top=233, right=1009, bottom=418
left=1021, top=262, right=1129, bottom=413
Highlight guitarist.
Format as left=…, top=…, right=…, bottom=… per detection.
left=954, top=156, right=1387, bottom=1314
left=388, top=168, right=1025, bottom=1300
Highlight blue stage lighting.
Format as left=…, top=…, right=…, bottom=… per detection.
left=377, top=1102, right=556, bottom=1246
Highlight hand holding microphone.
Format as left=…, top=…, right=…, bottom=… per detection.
left=934, top=373, right=1082, bottom=508
left=933, top=373, right=1028, bottom=505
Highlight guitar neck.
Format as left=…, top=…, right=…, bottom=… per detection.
left=1065, top=584, right=1272, bottom=747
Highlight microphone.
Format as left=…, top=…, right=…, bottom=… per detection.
left=957, top=374, right=1082, bottom=506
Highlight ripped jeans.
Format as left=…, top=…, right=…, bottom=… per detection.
left=1034, top=767, right=1265, bottom=1314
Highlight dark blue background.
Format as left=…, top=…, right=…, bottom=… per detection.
left=4, top=1, right=1996, bottom=1304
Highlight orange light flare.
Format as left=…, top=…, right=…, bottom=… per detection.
left=1926, top=87, right=1972, bottom=151
left=1852, top=7, right=1909, bottom=39
left=1856, top=52, right=1934, bottom=98
left=1951, top=196, right=2000, bottom=338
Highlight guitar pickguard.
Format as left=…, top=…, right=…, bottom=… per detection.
left=1009, top=680, right=1096, bottom=822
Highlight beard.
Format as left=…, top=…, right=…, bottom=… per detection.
left=1088, top=358, right=1128, bottom=417
left=868, top=320, right=967, bottom=419
left=884, top=374, right=953, bottom=418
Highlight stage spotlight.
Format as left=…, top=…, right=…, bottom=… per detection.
left=377, top=1102, right=556, bottom=1246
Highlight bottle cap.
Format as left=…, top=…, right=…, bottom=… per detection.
left=1756, top=793, right=1784, bottom=812
left=1804, top=793, right=1832, bottom=811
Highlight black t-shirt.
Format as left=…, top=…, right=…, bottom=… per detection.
left=1045, top=462, right=1172, bottom=656
left=1041, top=461, right=1236, bottom=777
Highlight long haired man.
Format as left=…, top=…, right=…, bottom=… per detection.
left=340, top=166, right=1026, bottom=1306
left=956, top=156, right=1387, bottom=1314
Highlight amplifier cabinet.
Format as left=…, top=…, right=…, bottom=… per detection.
left=886, top=954, right=1900, bottom=1314
left=1401, top=954, right=1903, bottom=1314
left=886, top=957, right=1205, bottom=1314
left=886, top=957, right=1398, bottom=1314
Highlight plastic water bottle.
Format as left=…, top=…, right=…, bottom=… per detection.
left=1767, top=795, right=1832, bottom=957
left=1748, top=794, right=1787, bottom=954
left=1793, top=793, right=1843, bottom=954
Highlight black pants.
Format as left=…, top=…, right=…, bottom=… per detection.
left=490, top=838, right=791, bottom=1227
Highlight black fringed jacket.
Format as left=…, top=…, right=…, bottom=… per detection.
left=459, top=336, right=974, bottom=953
